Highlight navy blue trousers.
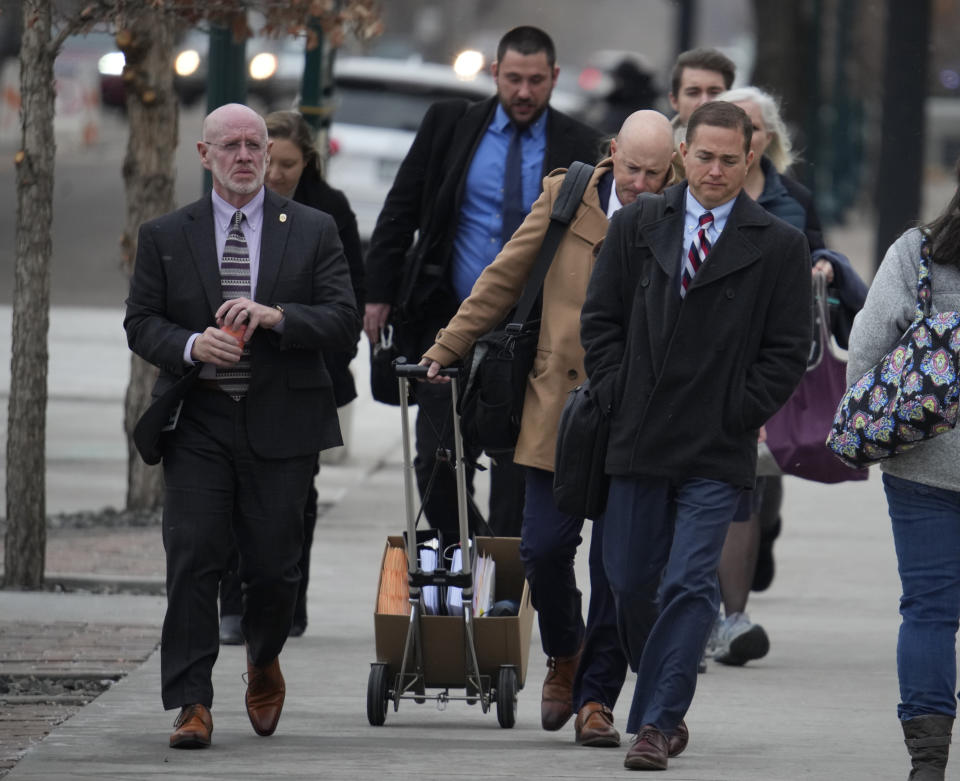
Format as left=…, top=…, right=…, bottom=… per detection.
left=603, top=475, right=740, bottom=733
left=520, top=467, right=626, bottom=709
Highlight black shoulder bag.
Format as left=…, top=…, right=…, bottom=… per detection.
left=553, top=191, right=667, bottom=518
left=458, top=161, right=595, bottom=457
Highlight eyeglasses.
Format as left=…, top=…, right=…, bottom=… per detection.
left=202, top=139, right=266, bottom=154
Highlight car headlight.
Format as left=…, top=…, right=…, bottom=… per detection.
left=175, top=49, right=201, bottom=77
left=98, top=51, right=125, bottom=77
left=453, top=50, right=484, bottom=80
left=249, top=52, right=277, bottom=81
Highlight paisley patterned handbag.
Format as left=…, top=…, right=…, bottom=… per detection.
left=827, top=235, right=960, bottom=468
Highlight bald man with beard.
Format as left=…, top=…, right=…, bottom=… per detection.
left=420, top=110, right=677, bottom=748
left=125, top=103, right=359, bottom=749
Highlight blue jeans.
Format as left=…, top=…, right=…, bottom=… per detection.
left=604, top=475, right=740, bottom=733
left=884, top=473, right=960, bottom=721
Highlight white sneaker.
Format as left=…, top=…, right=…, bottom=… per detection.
left=698, top=614, right=723, bottom=673
left=713, top=612, right=769, bottom=666
left=705, top=614, right=722, bottom=657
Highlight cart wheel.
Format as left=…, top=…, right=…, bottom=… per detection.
left=496, top=666, right=517, bottom=728
left=414, top=678, right=426, bottom=705
left=367, top=663, right=389, bottom=726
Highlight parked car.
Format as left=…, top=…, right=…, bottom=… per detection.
left=325, top=56, right=496, bottom=242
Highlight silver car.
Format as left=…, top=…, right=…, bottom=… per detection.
left=325, top=57, right=495, bottom=242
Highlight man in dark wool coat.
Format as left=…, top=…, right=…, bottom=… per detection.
left=580, top=100, right=811, bottom=771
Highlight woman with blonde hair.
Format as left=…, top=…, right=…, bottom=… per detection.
left=718, top=85, right=822, bottom=248
left=707, top=86, right=868, bottom=669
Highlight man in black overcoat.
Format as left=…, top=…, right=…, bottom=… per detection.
left=580, top=101, right=811, bottom=771
left=363, top=25, right=603, bottom=541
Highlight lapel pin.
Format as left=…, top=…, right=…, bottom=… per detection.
left=279, top=213, right=287, bottom=223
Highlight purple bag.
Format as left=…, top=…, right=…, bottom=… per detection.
left=765, top=272, right=870, bottom=483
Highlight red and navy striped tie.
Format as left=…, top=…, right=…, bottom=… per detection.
left=680, top=211, right=714, bottom=298
left=216, top=209, right=252, bottom=400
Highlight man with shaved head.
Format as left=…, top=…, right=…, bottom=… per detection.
left=420, top=110, right=676, bottom=747
left=125, top=103, right=359, bottom=748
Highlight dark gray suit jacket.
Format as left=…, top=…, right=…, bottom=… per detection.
left=124, top=188, right=360, bottom=463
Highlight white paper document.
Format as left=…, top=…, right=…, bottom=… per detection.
left=473, top=554, right=496, bottom=616
left=446, top=547, right=464, bottom=616
left=418, top=542, right=440, bottom=615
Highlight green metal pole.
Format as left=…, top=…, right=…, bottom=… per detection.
left=299, top=19, right=325, bottom=132
left=202, top=25, right=247, bottom=193
left=298, top=18, right=336, bottom=175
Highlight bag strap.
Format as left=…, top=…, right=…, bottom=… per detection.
left=916, top=233, right=933, bottom=320
left=509, top=161, right=596, bottom=328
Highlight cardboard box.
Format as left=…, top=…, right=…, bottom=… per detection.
left=373, top=536, right=533, bottom=689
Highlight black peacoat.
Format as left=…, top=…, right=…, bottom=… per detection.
left=581, top=183, right=812, bottom=488
left=293, top=167, right=365, bottom=407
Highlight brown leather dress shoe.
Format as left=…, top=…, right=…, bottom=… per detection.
left=541, top=648, right=581, bottom=731
left=246, top=656, right=285, bottom=736
left=169, top=703, right=212, bottom=749
left=624, top=724, right=669, bottom=770
left=574, top=701, right=620, bottom=747
left=668, top=719, right=689, bottom=757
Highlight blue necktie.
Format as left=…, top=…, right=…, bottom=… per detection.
left=501, top=125, right=524, bottom=246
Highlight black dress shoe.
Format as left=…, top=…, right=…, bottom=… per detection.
left=219, top=614, right=243, bottom=645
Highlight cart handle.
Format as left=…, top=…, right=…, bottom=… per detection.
left=393, top=357, right=460, bottom=379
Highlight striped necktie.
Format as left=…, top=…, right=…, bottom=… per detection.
left=680, top=211, right=714, bottom=298
left=216, top=209, right=252, bottom=400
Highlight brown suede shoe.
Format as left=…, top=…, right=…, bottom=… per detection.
left=624, top=724, right=669, bottom=770
left=668, top=719, right=689, bottom=758
left=574, top=701, right=621, bottom=747
left=169, top=704, right=212, bottom=749
left=245, top=656, right=285, bottom=736
left=541, top=649, right=581, bottom=731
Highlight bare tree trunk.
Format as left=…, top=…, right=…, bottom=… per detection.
left=5, top=0, right=55, bottom=588
left=118, top=7, right=178, bottom=511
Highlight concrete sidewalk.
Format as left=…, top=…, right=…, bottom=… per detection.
left=0, top=297, right=916, bottom=779
left=2, top=465, right=907, bottom=780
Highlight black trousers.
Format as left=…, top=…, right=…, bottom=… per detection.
left=160, top=388, right=314, bottom=710
left=221, top=460, right=320, bottom=628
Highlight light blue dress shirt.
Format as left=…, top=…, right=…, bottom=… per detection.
left=680, top=188, right=736, bottom=277
left=451, top=103, right=547, bottom=301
